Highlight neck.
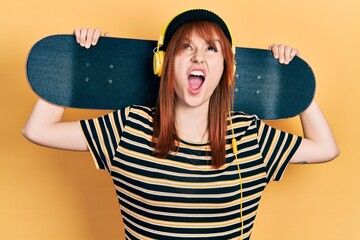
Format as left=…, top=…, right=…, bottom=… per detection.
left=175, top=102, right=209, bottom=143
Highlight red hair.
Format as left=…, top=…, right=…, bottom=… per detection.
left=153, top=20, right=235, bottom=168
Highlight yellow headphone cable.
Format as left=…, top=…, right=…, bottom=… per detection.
left=230, top=112, right=244, bottom=239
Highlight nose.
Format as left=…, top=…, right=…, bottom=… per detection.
left=191, top=50, right=205, bottom=63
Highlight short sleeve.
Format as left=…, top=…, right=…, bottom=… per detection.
left=256, top=119, right=302, bottom=182
left=79, top=107, right=130, bottom=172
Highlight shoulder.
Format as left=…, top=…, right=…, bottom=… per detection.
left=126, top=105, right=155, bottom=122
left=128, top=105, right=154, bottom=114
left=230, top=111, right=259, bottom=125
left=227, top=111, right=259, bottom=137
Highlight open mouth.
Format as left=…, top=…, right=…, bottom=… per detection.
left=188, top=70, right=205, bottom=90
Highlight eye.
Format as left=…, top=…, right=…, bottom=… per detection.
left=207, top=45, right=218, bottom=52
left=182, top=43, right=192, bottom=51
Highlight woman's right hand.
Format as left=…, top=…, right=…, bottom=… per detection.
left=74, top=28, right=110, bottom=49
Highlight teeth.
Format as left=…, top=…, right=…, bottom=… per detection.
left=190, top=71, right=204, bottom=77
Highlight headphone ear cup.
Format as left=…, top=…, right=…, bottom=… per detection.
left=153, top=51, right=165, bottom=77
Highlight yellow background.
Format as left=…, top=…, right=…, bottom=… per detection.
left=1, top=0, right=359, bottom=239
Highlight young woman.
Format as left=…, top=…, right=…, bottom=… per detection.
left=23, top=9, right=339, bottom=240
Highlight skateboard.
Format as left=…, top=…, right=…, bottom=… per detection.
left=26, top=34, right=316, bottom=119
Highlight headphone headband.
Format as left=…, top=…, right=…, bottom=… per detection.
left=159, top=9, right=233, bottom=51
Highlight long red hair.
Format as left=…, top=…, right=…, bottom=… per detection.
left=153, top=20, right=235, bottom=168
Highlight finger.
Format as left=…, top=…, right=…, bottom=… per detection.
left=270, top=44, right=279, bottom=59
left=79, top=28, right=88, bottom=47
left=293, top=48, right=301, bottom=57
left=284, top=47, right=301, bottom=64
left=289, top=48, right=299, bottom=61
left=278, top=44, right=285, bottom=64
left=104, top=32, right=110, bottom=37
left=85, top=28, right=94, bottom=49
left=74, top=28, right=81, bottom=43
left=92, top=28, right=101, bottom=46
left=284, top=46, right=292, bottom=64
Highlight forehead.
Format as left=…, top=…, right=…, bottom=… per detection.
left=184, top=31, right=221, bottom=43
left=179, top=23, right=223, bottom=45
left=185, top=21, right=220, bottom=36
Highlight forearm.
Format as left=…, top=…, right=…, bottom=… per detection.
left=23, top=99, right=88, bottom=151
left=290, top=100, right=339, bottom=163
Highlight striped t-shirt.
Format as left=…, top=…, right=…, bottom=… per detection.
left=79, top=105, right=301, bottom=240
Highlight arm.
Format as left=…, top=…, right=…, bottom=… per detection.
left=269, top=44, right=339, bottom=164
left=23, top=28, right=109, bottom=151
left=290, top=100, right=339, bottom=164
left=22, top=99, right=88, bottom=151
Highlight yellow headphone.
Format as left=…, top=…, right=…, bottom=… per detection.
left=152, top=10, right=236, bottom=79
left=153, top=25, right=167, bottom=77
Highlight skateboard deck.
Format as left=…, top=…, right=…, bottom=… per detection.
left=26, top=34, right=316, bottom=119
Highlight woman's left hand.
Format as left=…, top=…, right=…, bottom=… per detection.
left=268, top=44, right=300, bottom=64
